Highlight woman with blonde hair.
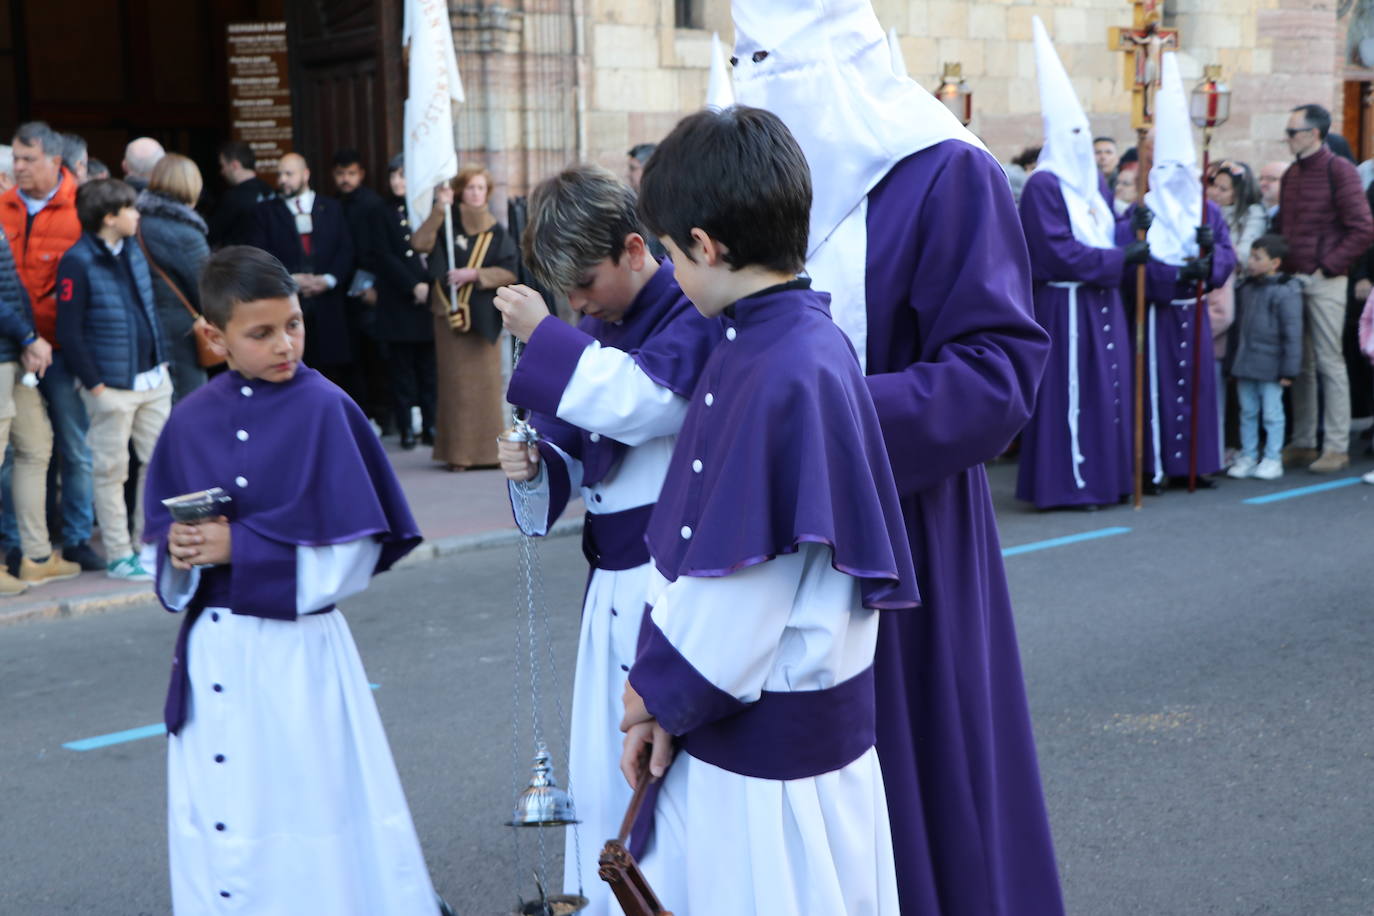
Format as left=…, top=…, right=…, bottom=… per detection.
left=412, top=163, right=518, bottom=469
left=136, top=152, right=210, bottom=401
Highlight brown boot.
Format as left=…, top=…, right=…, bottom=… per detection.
left=1308, top=450, right=1350, bottom=474
left=20, top=553, right=82, bottom=586
left=0, top=570, right=28, bottom=597
left=1282, top=446, right=1319, bottom=467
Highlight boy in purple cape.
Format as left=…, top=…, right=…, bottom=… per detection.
left=140, top=246, right=439, bottom=915
left=492, top=164, right=722, bottom=916
left=619, top=106, right=919, bottom=915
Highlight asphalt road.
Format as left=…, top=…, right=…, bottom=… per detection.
left=2, top=461, right=1372, bottom=915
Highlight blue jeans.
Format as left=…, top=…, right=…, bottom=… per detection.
left=1236, top=378, right=1285, bottom=462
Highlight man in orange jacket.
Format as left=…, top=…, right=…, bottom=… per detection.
left=0, top=121, right=101, bottom=572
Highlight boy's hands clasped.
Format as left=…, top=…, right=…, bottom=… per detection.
left=493, top=285, right=551, bottom=343
left=620, top=681, right=675, bottom=789
left=168, top=517, right=232, bottom=570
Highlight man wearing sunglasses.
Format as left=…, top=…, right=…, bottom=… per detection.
left=1273, top=104, right=1374, bottom=473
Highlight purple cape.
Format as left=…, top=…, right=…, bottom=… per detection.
left=644, top=282, right=919, bottom=611
left=1016, top=169, right=1133, bottom=508
left=507, top=259, right=723, bottom=488
left=143, top=366, right=421, bottom=732
left=862, top=143, right=1064, bottom=914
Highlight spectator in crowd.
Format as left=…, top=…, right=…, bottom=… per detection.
left=1258, top=161, right=1287, bottom=229
left=86, top=159, right=110, bottom=182
left=56, top=179, right=171, bottom=581
left=1344, top=170, right=1374, bottom=431
left=626, top=142, right=656, bottom=192
left=1226, top=234, right=1303, bottom=481
left=61, top=133, right=88, bottom=185
left=208, top=140, right=273, bottom=249
left=0, top=214, right=80, bottom=595
left=0, top=121, right=101, bottom=573
left=248, top=152, right=356, bottom=394
left=1113, top=163, right=1138, bottom=216
left=1004, top=144, right=1042, bottom=205
left=121, top=137, right=165, bottom=191
left=1328, top=132, right=1357, bottom=163
left=0, top=145, right=12, bottom=193
left=1094, top=135, right=1120, bottom=179
left=135, top=153, right=210, bottom=402
left=1274, top=103, right=1374, bottom=473
left=332, top=147, right=393, bottom=432
left=411, top=164, right=517, bottom=470
left=373, top=155, right=434, bottom=450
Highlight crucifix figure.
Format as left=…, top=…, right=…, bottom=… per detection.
left=1109, top=0, right=1179, bottom=129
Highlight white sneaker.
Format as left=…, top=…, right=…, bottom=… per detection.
left=1362, top=469, right=1374, bottom=485
left=1253, top=457, right=1284, bottom=480
left=1227, top=455, right=1258, bottom=479
left=106, top=554, right=153, bottom=582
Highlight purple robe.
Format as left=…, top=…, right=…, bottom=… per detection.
left=507, top=259, right=724, bottom=522
left=143, top=366, right=422, bottom=732
left=1016, top=170, right=1134, bottom=508
left=643, top=281, right=919, bottom=611
left=1118, top=200, right=1236, bottom=479
left=862, top=142, right=1063, bottom=914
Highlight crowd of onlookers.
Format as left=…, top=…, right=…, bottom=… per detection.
left=1005, top=102, right=1374, bottom=485
left=0, top=121, right=669, bottom=598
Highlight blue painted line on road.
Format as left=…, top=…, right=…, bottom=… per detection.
left=63, top=685, right=383, bottom=752
left=63, top=723, right=165, bottom=751
left=1001, top=526, right=1132, bottom=557
left=1242, top=477, right=1362, bottom=505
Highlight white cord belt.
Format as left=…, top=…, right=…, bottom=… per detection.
left=1048, top=281, right=1086, bottom=489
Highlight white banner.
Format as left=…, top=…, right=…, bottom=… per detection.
left=403, top=0, right=464, bottom=227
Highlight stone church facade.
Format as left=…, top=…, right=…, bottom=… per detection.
left=450, top=0, right=1374, bottom=206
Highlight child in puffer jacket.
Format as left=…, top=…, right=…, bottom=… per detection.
left=1226, top=234, right=1303, bottom=481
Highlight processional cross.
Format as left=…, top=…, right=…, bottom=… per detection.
left=1107, top=0, right=1180, bottom=510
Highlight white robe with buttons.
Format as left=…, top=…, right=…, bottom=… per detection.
left=509, top=338, right=687, bottom=914
left=147, top=539, right=437, bottom=916
left=637, top=545, right=899, bottom=916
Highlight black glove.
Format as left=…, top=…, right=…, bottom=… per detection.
left=1195, top=225, right=1214, bottom=255
left=1179, top=255, right=1213, bottom=285
left=1131, top=206, right=1154, bottom=234
left=1123, top=240, right=1151, bottom=266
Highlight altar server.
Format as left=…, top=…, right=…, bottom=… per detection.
left=141, top=246, right=438, bottom=915
left=620, top=104, right=918, bottom=916
left=493, top=164, right=722, bottom=915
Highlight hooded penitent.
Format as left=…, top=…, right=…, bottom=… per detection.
left=706, top=32, right=735, bottom=109
left=1145, top=52, right=1202, bottom=266
left=731, top=0, right=982, bottom=369
left=1032, top=16, right=1115, bottom=249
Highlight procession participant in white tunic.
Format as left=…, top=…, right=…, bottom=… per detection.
left=141, top=246, right=439, bottom=916
left=618, top=106, right=920, bottom=916
left=494, top=164, right=723, bottom=915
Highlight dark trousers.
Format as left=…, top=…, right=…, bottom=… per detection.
left=385, top=340, right=436, bottom=434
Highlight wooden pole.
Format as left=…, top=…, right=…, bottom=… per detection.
left=1187, top=129, right=1212, bottom=492
left=1133, top=131, right=1149, bottom=509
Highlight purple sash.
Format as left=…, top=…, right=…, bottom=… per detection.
left=581, top=504, right=654, bottom=571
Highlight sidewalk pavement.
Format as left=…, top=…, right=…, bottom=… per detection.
left=0, top=439, right=583, bottom=627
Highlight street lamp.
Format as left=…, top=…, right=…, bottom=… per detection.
left=1183, top=65, right=1230, bottom=492
left=934, top=62, right=973, bottom=126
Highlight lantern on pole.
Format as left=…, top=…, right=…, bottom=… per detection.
left=934, top=63, right=973, bottom=126
left=1183, top=65, right=1230, bottom=492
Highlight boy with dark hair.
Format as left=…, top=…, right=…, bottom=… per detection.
left=1227, top=234, right=1303, bottom=481
left=493, top=162, right=722, bottom=915
left=140, top=245, right=439, bottom=914
left=56, top=177, right=172, bottom=580
left=623, top=105, right=916, bottom=914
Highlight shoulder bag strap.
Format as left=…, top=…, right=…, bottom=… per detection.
left=135, top=225, right=200, bottom=319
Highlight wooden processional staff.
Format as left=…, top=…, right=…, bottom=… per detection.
left=1109, top=0, right=1178, bottom=509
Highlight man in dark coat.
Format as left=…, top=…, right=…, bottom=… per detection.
left=209, top=141, right=274, bottom=249
left=371, top=155, right=434, bottom=449
left=247, top=152, right=356, bottom=395
left=332, top=148, right=394, bottom=433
